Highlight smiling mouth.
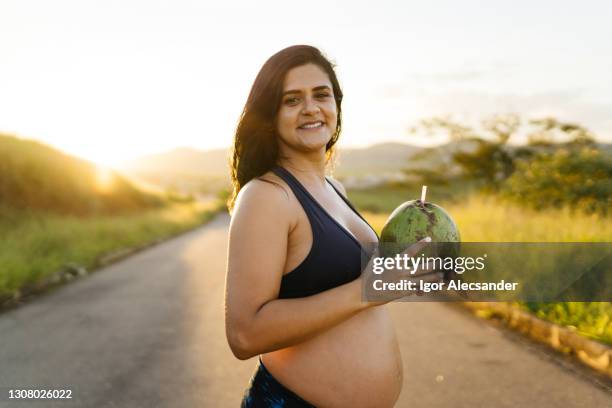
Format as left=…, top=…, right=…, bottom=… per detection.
left=297, top=121, right=324, bottom=130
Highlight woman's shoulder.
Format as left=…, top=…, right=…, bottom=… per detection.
left=233, top=171, right=294, bottom=217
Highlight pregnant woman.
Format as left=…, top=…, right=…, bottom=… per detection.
left=225, top=45, right=439, bottom=407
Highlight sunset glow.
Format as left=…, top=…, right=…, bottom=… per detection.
left=95, top=165, right=114, bottom=193
left=1, top=1, right=611, bottom=167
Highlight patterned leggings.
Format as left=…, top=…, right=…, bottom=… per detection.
left=241, top=358, right=316, bottom=407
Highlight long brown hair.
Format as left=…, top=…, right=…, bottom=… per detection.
left=228, top=45, right=343, bottom=212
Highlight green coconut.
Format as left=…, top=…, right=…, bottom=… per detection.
left=380, top=200, right=460, bottom=244
left=379, top=186, right=461, bottom=279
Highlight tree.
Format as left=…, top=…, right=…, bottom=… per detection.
left=502, top=147, right=612, bottom=215
left=528, top=117, right=595, bottom=148
left=407, top=114, right=599, bottom=192
left=409, top=114, right=523, bottom=190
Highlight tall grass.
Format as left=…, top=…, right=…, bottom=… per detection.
left=353, top=190, right=612, bottom=345
left=521, top=302, right=612, bottom=344
left=0, top=200, right=223, bottom=297
left=361, top=194, right=612, bottom=242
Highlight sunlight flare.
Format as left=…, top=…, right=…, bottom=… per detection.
left=95, top=165, right=114, bottom=193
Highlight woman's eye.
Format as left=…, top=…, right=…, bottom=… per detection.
left=284, top=97, right=299, bottom=105
left=316, top=93, right=330, bottom=99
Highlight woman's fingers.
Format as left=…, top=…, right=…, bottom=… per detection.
left=364, top=238, right=446, bottom=300
left=411, top=264, right=437, bottom=277
left=412, top=271, right=445, bottom=285
left=403, top=237, right=431, bottom=258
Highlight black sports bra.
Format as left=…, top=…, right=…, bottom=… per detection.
left=271, top=166, right=379, bottom=299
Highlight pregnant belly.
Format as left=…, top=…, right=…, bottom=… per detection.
left=261, top=306, right=403, bottom=408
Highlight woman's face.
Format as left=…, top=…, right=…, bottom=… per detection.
left=276, top=63, right=338, bottom=153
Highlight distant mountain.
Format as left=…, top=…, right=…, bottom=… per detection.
left=335, top=140, right=479, bottom=188
left=121, top=147, right=231, bottom=194
left=120, top=140, right=612, bottom=192
left=404, top=139, right=480, bottom=171
left=122, top=147, right=231, bottom=178
left=0, top=133, right=162, bottom=215
left=596, top=142, right=612, bottom=155
left=332, top=142, right=424, bottom=177
left=122, top=143, right=425, bottom=179
left=121, top=142, right=426, bottom=192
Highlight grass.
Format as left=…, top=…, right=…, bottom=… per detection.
left=0, top=200, right=225, bottom=297
left=0, top=133, right=229, bottom=303
left=350, top=186, right=612, bottom=345
left=359, top=194, right=612, bottom=242
left=520, top=302, right=612, bottom=344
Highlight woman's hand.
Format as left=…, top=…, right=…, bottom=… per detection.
left=360, top=237, right=445, bottom=305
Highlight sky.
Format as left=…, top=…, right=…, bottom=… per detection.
left=1, top=0, right=611, bottom=167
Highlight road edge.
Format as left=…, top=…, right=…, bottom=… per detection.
left=462, top=301, right=612, bottom=379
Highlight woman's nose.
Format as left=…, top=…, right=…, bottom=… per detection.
left=301, top=96, right=320, bottom=115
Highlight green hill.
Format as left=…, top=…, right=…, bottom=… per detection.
left=0, top=134, right=163, bottom=215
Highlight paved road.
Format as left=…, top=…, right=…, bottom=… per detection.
left=0, top=213, right=610, bottom=407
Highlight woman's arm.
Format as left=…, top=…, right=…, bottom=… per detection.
left=224, top=179, right=372, bottom=360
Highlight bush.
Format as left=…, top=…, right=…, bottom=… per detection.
left=502, top=147, right=612, bottom=215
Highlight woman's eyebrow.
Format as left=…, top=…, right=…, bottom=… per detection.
left=282, top=85, right=331, bottom=96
